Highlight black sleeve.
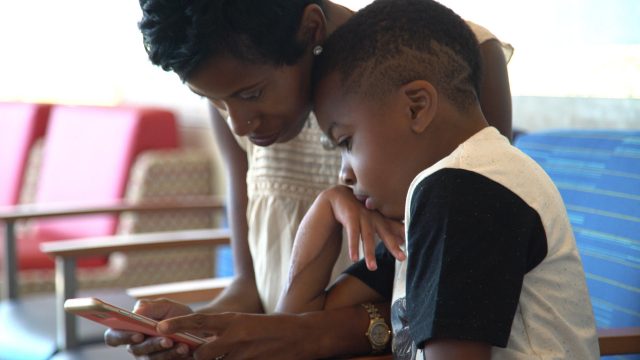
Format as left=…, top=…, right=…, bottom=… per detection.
left=343, top=242, right=396, bottom=300
left=406, top=168, right=547, bottom=348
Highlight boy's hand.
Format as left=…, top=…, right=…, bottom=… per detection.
left=104, top=299, right=193, bottom=359
left=324, top=185, right=405, bottom=270
left=279, top=185, right=404, bottom=313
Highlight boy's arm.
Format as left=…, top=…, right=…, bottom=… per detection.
left=277, top=185, right=403, bottom=313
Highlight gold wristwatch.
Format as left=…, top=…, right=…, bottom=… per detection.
left=361, top=303, right=391, bottom=353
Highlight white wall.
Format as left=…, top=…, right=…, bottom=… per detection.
left=0, top=0, right=211, bottom=129
left=1, top=0, right=639, bottom=132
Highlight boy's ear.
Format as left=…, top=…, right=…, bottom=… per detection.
left=297, top=4, right=328, bottom=46
left=402, top=80, right=437, bottom=134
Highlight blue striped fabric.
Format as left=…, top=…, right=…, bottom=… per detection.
left=516, top=130, right=640, bottom=359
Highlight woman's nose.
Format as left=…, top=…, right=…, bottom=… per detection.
left=227, top=107, right=259, bottom=136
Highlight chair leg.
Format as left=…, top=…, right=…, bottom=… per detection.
left=55, top=256, right=78, bottom=350
left=2, top=221, right=18, bottom=300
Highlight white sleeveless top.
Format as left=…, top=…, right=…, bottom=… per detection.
left=237, top=22, right=512, bottom=313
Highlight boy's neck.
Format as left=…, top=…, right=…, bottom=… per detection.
left=423, top=103, right=489, bottom=166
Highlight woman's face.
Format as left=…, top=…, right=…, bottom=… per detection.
left=186, top=52, right=315, bottom=146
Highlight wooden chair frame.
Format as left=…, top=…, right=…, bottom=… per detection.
left=0, top=197, right=229, bottom=351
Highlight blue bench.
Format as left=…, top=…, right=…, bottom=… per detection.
left=515, top=129, right=640, bottom=358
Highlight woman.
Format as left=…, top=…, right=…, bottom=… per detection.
left=106, top=0, right=512, bottom=358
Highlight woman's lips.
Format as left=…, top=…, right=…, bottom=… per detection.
left=249, top=132, right=280, bottom=146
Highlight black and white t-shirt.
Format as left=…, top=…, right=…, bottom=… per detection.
left=346, top=127, right=599, bottom=359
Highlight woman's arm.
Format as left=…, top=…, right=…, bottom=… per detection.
left=198, top=105, right=264, bottom=314
left=478, top=39, right=512, bottom=141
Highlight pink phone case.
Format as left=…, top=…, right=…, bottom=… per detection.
left=64, top=297, right=205, bottom=348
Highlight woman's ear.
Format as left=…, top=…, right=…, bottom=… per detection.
left=297, top=4, right=328, bottom=47
left=402, top=80, right=437, bottom=134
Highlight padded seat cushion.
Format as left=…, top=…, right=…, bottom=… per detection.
left=0, top=103, right=50, bottom=206
left=19, top=105, right=179, bottom=270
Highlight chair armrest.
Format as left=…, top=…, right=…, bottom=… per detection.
left=0, top=196, right=224, bottom=222
left=127, top=277, right=233, bottom=303
left=39, top=228, right=230, bottom=258
left=1, top=196, right=224, bottom=301
left=598, top=326, right=640, bottom=355
left=38, top=228, right=231, bottom=350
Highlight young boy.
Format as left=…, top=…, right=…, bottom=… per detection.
left=278, top=0, right=600, bottom=358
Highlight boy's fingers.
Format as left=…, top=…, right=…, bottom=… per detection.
left=345, top=223, right=361, bottom=262
left=376, top=224, right=406, bottom=261
left=360, top=214, right=378, bottom=270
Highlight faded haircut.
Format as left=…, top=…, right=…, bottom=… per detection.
left=313, top=0, right=481, bottom=111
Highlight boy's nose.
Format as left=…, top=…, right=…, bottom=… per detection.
left=339, top=163, right=356, bottom=186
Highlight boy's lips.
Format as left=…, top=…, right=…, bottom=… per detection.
left=355, top=194, right=375, bottom=210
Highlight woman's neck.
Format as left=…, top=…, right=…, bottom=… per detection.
left=323, top=1, right=355, bottom=36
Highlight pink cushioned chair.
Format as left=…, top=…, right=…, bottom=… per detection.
left=9, top=105, right=178, bottom=271
left=0, top=102, right=51, bottom=207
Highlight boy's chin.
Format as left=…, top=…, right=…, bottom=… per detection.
left=379, top=207, right=404, bottom=221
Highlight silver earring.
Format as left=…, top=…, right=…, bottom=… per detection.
left=247, top=120, right=252, bottom=125
left=313, top=45, right=323, bottom=56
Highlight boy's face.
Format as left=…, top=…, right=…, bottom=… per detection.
left=187, top=53, right=315, bottom=147
left=314, top=73, right=426, bottom=220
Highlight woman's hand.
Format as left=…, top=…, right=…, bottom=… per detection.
left=104, top=299, right=194, bottom=359
left=157, top=312, right=314, bottom=360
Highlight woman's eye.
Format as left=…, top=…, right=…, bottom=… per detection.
left=238, top=89, right=262, bottom=101
left=337, top=137, right=352, bottom=151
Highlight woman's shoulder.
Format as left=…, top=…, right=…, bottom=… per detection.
left=465, top=20, right=514, bottom=62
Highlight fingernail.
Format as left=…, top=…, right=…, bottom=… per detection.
left=157, top=322, right=168, bottom=333
left=177, top=344, right=188, bottom=355
left=132, top=333, right=144, bottom=343
left=161, top=338, right=172, bottom=348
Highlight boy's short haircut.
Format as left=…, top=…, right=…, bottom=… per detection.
left=138, top=0, right=324, bottom=81
left=313, top=0, right=481, bottom=111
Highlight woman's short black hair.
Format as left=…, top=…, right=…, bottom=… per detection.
left=313, top=0, right=481, bottom=111
left=138, top=0, right=323, bottom=81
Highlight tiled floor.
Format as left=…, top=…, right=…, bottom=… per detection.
left=50, top=343, right=131, bottom=360
left=0, top=290, right=136, bottom=360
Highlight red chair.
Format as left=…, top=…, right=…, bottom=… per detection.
left=0, top=102, right=51, bottom=207
left=1, top=105, right=178, bottom=286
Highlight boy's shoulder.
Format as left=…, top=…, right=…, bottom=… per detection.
left=409, top=126, right=548, bottom=197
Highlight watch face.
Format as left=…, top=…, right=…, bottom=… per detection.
left=371, top=322, right=390, bottom=346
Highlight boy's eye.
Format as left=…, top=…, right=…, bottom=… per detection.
left=238, top=88, right=262, bottom=101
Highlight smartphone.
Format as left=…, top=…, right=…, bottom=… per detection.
left=64, top=297, right=206, bottom=348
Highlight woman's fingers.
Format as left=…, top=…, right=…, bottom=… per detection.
left=158, top=313, right=230, bottom=337
left=104, top=328, right=144, bottom=347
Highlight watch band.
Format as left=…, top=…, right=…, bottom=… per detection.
left=361, top=302, right=391, bottom=353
